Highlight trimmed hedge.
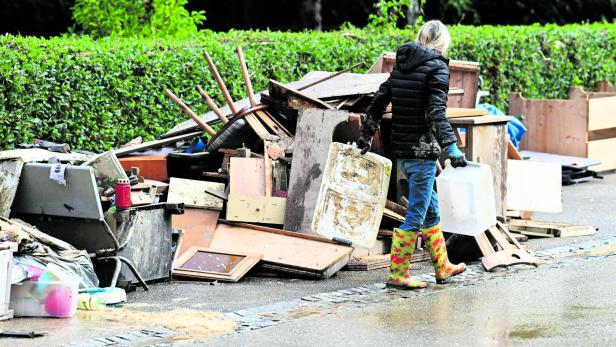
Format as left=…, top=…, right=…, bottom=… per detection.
left=1, top=24, right=615, bottom=151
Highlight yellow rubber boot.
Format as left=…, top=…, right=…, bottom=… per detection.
left=386, top=228, right=427, bottom=289
left=421, top=224, right=466, bottom=284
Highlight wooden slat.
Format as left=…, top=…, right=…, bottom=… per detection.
left=167, top=177, right=225, bottom=210
left=226, top=194, right=286, bottom=224
left=588, top=96, right=616, bottom=131
left=172, top=208, right=220, bottom=256
left=229, top=157, right=265, bottom=196
left=113, top=131, right=202, bottom=157
left=446, top=108, right=488, bottom=118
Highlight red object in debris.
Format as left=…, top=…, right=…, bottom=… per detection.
left=115, top=178, right=132, bottom=210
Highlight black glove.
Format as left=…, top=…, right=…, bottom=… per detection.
left=447, top=144, right=467, bottom=168
left=357, top=133, right=372, bottom=155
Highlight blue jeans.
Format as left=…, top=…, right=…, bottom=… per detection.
left=398, top=159, right=440, bottom=231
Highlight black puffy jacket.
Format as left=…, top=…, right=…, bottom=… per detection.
left=363, top=42, right=457, bottom=159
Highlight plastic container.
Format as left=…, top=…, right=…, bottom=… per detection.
left=436, top=162, right=496, bottom=236
left=114, top=178, right=132, bottom=210
left=9, top=279, right=78, bottom=318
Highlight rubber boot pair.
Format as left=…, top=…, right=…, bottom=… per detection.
left=386, top=225, right=466, bottom=289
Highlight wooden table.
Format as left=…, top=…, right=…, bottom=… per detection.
left=449, top=115, right=512, bottom=217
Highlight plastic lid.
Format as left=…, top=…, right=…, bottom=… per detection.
left=116, top=178, right=130, bottom=185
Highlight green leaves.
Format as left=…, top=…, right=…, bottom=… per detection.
left=0, top=24, right=614, bottom=152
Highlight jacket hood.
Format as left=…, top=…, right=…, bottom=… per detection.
left=395, top=42, right=448, bottom=72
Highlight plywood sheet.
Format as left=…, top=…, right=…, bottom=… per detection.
left=226, top=195, right=286, bottom=224
left=284, top=109, right=350, bottom=232
left=311, top=143, right=392, bottom=248
left=588, top=138, right=616, bottom=172
left=209, top=224, right=352, bottom=273
left=0, top=148, right=87, bottom=162
left=229, top=158, right=265, bottom=196
left=588, top=96, right=616, bottom=131
left=506, top=160, right=562, bottom=213
left=285, top=72, right=390, bottom=99
left=167, top=177, right=224, bottom=210
left=173, top=209, right=220, bottom=256
left=519, top=150, right=600, bottom=169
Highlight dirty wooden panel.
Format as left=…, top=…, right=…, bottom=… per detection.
left=173, top=247, right=261, bottom=283
left=0, top=161, right=23, bottom=218
left=229, top=158, right=265, bottom=196
left=167, top=177, right=224, bottom=210
left=284, top=109, right=350, bottom=232
left=226, top=195, right=286, bottom=225
left=284, top=72, right=390, bottom=99
left=209, top=223, right=352, bottom=277
left=173, top=209, right=220, bottom=256
left=311, top=143, right=392, bottom=248
left=588, top=96, right=616, bottom=131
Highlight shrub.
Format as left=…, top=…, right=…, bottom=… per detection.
left=0, top=23, right=614, bottom=151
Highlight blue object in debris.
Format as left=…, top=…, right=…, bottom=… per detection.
left=185, top=137, right=207, bottom=154
left=477, top=103, right=527, bottom=149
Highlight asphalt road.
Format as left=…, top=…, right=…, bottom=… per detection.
left=206, top=252, right=616, bottom=346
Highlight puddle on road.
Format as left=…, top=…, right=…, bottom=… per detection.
left=508, top=325, right=548, bottom=339
left=575, top=244, right=616, bottom=257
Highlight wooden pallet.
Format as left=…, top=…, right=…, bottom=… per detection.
left=509, top=220, right=596, bottom=238
left=475, top=222, right=538, bottom=272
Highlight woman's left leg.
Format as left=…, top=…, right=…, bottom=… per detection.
left=421, top=188, right=466, bottom=283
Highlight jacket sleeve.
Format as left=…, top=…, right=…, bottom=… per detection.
left=426, top=64, right=457, bottom=148
left=361, top=77, right=392, bottom=137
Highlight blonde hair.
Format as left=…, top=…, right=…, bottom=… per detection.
left=416, top=20, right=451, bottom=55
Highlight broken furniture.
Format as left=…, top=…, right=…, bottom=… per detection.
left=209, top=223, right=352, bottom=279
left=0, top=161, right=24, bottom=218
left=311, top=143, right=392, bottom=248
left=172, top=247, right=262, bottom=282
left=475, top=222, right=538, bottom=272
left=509, top=220, right=596, bottom=238
left=10, top=163, right=150, bottom=290
left=118, top=154, right=169, bottom=181
left=510, top=87, right=616, bottom=171
left=449, top=115, right=512, bottom=217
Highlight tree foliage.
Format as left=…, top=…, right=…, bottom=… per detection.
left=72, top=0, right=206, bottom=38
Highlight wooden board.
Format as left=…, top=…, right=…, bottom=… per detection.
left=285, top=72, right=390, bottom=99
left=510, top=92, right=588, bottom=157
left=587, top=137, right=616, bottom=172
left=446, top=108, right=488, bottom=118
left=284, top=109, right=350, bottom=232
left=209, top=223, right=352, bottom=278
left=506, top=159, right=562, bottom=213
left=0, top=161, right=23, bottom=219
left=173, top=209, right=220, bottom=256
left=518, top=150, right=600, bottom=169
left=167, top=177, right=225, bottom=210
left=172, top=247, right=262, bottom=282
left=113, top=131, right=202, bottom=157
left=269, top=79, right=334, bottom=110
left=0, top=148, right=88, bottom=162
left=226, top=194, right=286, bottom=224
left=588, top=96, right=616, bottom=131
left=229, top=157, right=265, bottom=196
left=119, top=154, right=168, bottom=181
left=509, top=220, right=596, bottom=238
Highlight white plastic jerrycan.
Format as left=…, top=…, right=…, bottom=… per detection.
left=436, top=161, right=496, bottom=236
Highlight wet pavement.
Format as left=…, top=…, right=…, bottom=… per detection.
left=1, top=174, right=614, bottom=346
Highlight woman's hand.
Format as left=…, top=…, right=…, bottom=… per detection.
left=446, top=144, right=467, bottom=168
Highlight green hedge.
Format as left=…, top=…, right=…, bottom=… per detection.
left=1, top=24, right=614, bottom=151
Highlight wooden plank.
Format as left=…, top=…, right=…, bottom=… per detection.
left=597, top=81, right=616, bottom=92
left=506, top=159, right=562, bottom=213
left=263, top=141, right=273, bottom=197
left=588, top=96, right=616, bottom=131
left=507, top=140, right=522, bottom=160
left=167, top=177, right=225, bottom=210
left=509, top=219, right=596, bottom=238
left=284, top=72, right=390, bottom=99
left=113, top=131, right=202, bottom=157
left=209, top=223, right=352, bottom=277
left=449, top=115, right=512, bottom=125
left=446, top=108, right=488, bottom=118
left=226, top=194, right=286, bottom=224
left=269, top=79, right=334, bottom=110
left=385, top=200, right=406, bottom=216
left=173, top=209, right=220, bottom=256
left=0, top=148, right=87, bottom=162
left=284, top=109, right=350, bottom=232
left=519, top=150, right=600, bottom=168
left=0, top=161, right=23, bottom=218
left=588, top=138, right=616, bottom=171
left=229, top=157, right=265, bottom=196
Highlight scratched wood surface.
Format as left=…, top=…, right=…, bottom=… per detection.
left=284, top=109, right=350, bottom=232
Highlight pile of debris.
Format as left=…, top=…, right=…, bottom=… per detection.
left=0, top=47, right=602, bottom=320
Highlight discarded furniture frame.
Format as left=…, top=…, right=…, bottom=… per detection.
left=173, top=247, right=262, bottom=282
left=475, top=221, right=538, bottom=271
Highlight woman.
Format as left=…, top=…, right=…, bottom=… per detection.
left=358, top=20, right=467, bottom=289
